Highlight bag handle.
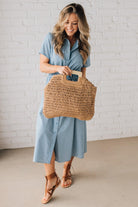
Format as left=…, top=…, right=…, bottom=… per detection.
left=71, top=70, right=82, bottom=77
left=62, top=70, right=83, bottom=86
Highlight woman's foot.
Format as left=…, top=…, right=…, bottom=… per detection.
left=41, top=172, right=61, bottom=204
left=61, top=162, right=72, bottom=188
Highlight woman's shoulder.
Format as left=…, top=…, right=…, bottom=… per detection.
left=44, top=32, right=53, bottom=41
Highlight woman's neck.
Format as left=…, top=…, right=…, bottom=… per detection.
left=68, top=36, right=76, bottom=42
left=67, top=35, right=76, bottom=48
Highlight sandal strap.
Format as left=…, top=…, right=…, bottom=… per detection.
left=63, top=163, right=72, bottom=182
left=45, top=172, right=57, bottom=181
left=64, top=163, right=71, bottom=177
left=44, top=172, right=60, bottom=197
left=63, top=175, right=72, bottom=182
left=64, top=163, right=71, bottom=170
left=46, top=185, right=56, bottom=196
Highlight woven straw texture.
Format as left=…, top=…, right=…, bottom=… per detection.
left=43, top=74, right=97, bottom=120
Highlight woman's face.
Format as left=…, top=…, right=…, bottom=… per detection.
left=64, top=13, right=78, bottom=38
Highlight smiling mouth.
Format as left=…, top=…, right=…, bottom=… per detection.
left=67, top=29, right=73, bottom=32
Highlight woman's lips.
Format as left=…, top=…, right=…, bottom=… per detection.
left=67, top=29, right=73, bottom=32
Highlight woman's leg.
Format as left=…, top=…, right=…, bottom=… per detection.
left=44, top=151, right=56, bottom=176
left=64, top=156, right=74, bottom=167
left=42, top=151, right=59, bottom=202
left=61, top=156, right=74, bottom=187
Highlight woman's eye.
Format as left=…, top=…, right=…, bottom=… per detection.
left=65, top=22, right=78, bottom=25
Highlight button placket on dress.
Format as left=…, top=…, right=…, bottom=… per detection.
left=55, top=117, right=60, bottom=132
left=47, top=116, right=60, bottom=163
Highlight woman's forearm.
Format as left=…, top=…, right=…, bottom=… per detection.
left=40, top=62, right=86, bottom=77
left=40, top=62, right=59, bottom=74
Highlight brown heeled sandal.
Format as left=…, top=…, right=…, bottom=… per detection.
left=41, top=172, right=61, bottom=204
left=61, top=163, right=72, bottom=188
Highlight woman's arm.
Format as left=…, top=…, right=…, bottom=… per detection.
left=81, top=67, right=86, bottom=78
left=40, top=54, right=72, bottom=76
left=40, top=54, right=59, bottom=73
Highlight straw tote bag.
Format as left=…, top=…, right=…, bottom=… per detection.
left=43, top=70, right=97, bottom=121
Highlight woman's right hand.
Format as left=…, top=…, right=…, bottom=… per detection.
left=57, top=66, right=72, bottom=76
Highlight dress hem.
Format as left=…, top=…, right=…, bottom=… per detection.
left=33, top=151, right=87, bottom=164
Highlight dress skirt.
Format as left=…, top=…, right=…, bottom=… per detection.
left=33, top=74, right=87, bottom=164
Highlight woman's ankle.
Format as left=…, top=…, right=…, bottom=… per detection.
left=64, top=156, right=74, bottom=166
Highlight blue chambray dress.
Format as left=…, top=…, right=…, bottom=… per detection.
left=33, top=32, right=90, bottom=164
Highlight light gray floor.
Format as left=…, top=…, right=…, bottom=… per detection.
left=0, top=137, right=138, bottom=207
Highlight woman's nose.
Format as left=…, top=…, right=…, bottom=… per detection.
left=68, top=23, right=73, bottom=29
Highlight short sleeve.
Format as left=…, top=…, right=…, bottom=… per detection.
left=83, top=54, right=91, bottom=68
left=38, top=32, right=52, bottom=59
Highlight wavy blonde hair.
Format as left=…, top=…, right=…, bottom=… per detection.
left=52, top=3, right=90, bottom=64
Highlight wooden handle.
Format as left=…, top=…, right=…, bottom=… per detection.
left=62, top=74, right=82, bottom=85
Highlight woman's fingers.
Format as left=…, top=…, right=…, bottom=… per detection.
left=64, top=66, right=72, bottom=76
left=59, top=66, right=72, bottom=75
left=63, top=68, right=69, bottom=75
left=57, top=65, right=72, bottom=75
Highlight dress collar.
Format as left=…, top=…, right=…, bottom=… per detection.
left=65, top=38, right=79, bottom=51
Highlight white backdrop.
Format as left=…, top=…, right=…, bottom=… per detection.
left=0, top=0, right=138, bottom=149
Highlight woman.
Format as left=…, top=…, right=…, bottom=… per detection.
left=33, top=3, right=91, bottom=204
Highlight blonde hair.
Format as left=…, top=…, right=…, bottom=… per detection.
left=52, top=3, right=90, bottom=64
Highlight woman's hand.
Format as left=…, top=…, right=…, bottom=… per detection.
left=57, top=66, right=72, bottom=76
